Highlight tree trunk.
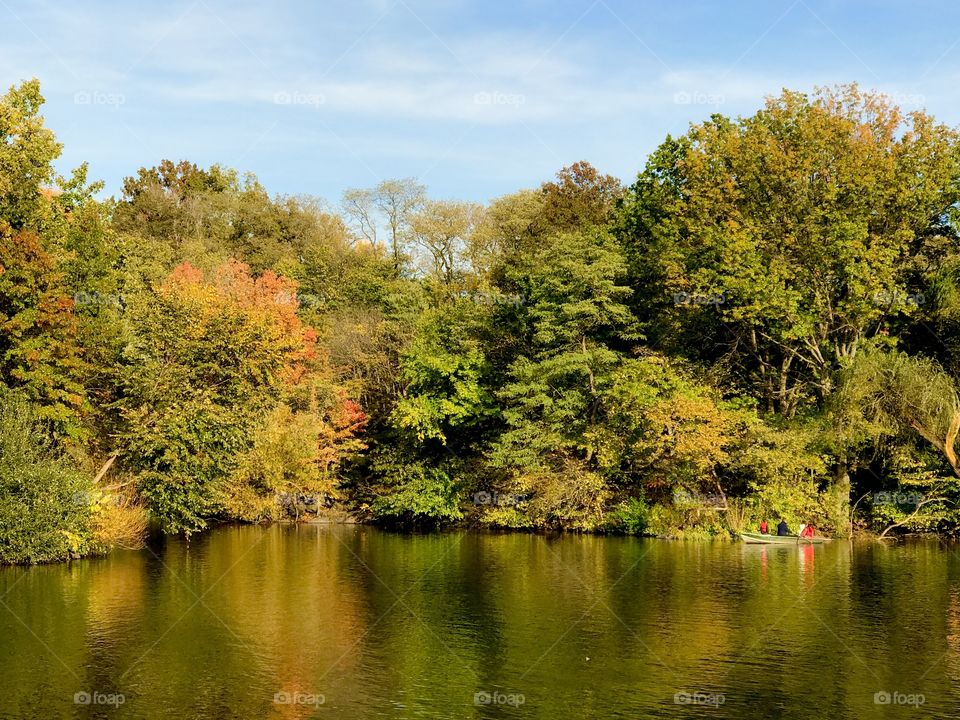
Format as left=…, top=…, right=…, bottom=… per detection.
left=833, top=457, right=852, bottom=539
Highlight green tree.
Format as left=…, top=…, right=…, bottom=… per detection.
left=621, top=85, right=960, bottom=416
left=0, top=79, right=61, bottom=229
left=365, top=300, right=494, bottom=524
left=488, top=230, right=639, bottom=527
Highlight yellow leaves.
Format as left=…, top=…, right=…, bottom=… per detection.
left=157, top=260, right=320, bottom=390
left=645, top=392, right=739, bottom=472
left=59, top=529, right=84, bottom=554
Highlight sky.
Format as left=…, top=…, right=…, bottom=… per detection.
left=4, top=0, right=960, bottom=204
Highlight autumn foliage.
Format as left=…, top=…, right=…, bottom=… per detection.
left=0, top=226, right=86, bottom=435
left=119, top=261, right=366, bottom=533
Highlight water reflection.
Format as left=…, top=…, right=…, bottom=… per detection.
left=0, top=527, right=958, bottom=718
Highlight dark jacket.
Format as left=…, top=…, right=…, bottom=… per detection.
left=777, top=521, right=788, bottom=536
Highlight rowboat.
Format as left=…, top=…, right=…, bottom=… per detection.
left=740, top=531, right=826, bottom=545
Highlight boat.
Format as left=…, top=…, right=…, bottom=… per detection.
left=740, top=531, right=826, bottom=545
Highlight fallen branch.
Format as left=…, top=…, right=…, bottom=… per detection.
left=92, top=453, right=119, bottom=485
left=878, top=497, right=946, bottom=540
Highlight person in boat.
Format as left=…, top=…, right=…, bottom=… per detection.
left=759, top=520, right=768, bottom=535
left=798, top=522, right=806, bottom=538
left=801, top=524, right=815, bottom=539
left=777, top=519, right=788, bottom=536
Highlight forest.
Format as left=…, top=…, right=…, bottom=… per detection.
left=4, top=78, right=960, bottom=563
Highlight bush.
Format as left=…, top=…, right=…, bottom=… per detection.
left=752, top=477, right=820, bottom=532
left=368, top=451, right=465, bottom=524
left=480, top=463, right=611, bottom=531
left=604, top=497, right=649, bottom=535
left=0, top=394, right=93, bottom=563
left=222, top=400, right=365, bottom=522
left=640, top=500, right=730, bottom=539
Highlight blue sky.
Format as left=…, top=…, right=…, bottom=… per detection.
left=4, top=0, right=960, bottom=203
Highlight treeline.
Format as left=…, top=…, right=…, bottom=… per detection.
left=3, top=79, right=960, bottom=562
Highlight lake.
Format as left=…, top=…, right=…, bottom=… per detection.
left=0, top=525, right=958, bottom=718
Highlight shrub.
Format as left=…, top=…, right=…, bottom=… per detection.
left=480, top=463, right=611, bottom=531
left=222, top=394, right=367, bottom=522
left=368, top=453, right=465, bottom=524
left=605, top=497, right=649, bottom=535
left=0, top=394, right=93, bottom=563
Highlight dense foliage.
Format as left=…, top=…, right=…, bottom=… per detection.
left=5, top=78, right=960, bottom=561
left=0, top=393, right=92, bottom=563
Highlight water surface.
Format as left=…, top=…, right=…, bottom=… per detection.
left=1, top=525, right=958, bottom=718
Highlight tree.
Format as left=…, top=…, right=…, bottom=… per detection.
left=391, top=304, right=494, bottom=444
left=118, top=261, right=327, bottom=533
left=540, top=161, right=622, bottom=232
left=0, top=80, right=95, bottom=439
left=364, top=301, right=494, bottom=525
left=838, top=348, right=960, bottom=478
left=341, top=187, right=379, bottom=247
left=408, top=200, right=481, bottom=285
left=0, top=79, right=62, bottom=230
left=341, top=178, right=426, bottom=268
left=0, top=227, right=87, bottom=437
left=488, top=230, right=639, bottom=527
left=602, top=356, right=754, bottom=496
left=621, top=85, right=960, bottom=416
left=469, top=189, right=544, bottom=279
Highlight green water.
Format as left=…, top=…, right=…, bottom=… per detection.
left=1, top=525, right=958, bottom=718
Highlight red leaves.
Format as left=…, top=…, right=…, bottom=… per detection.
left=337, top=397, right=368, bottom=435
left=0, top=227, right=86, bottom=432
left=167, top=261, right=205, bottom=286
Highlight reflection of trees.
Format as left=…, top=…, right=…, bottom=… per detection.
left=201, top=524, right=370, bottom=716
left=946, top=589, right=960, bottom=684
left=8, top=528, right=960, bottom=717
left=114, top=524, right=372, bottom=717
